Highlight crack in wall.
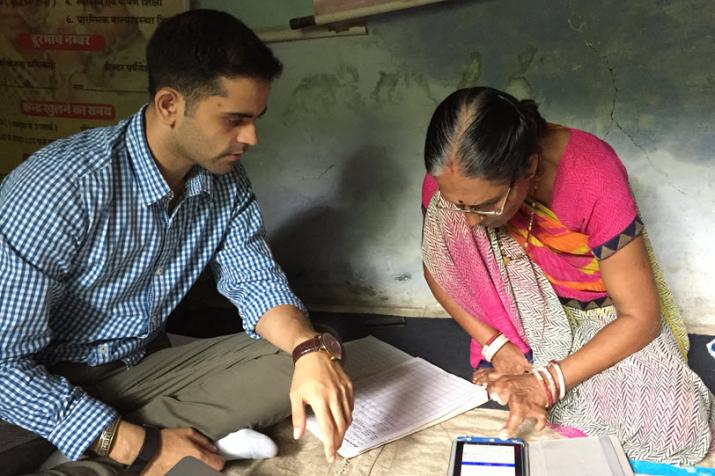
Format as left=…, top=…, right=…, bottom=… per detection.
left=584, top=41, right=687, bottom=196
left=585, top=41, right=618, bottom=135
left=316, top=164, right=335, bottom=179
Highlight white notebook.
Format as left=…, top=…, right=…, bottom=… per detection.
left=307, top=336, right=488, bottom=458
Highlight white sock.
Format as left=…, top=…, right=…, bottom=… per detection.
left=215, top=428, right=278, bottom=460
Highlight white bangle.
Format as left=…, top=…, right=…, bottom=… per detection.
left=537, top=367, right=557, bottom=404
left=482, top=333, right=510, bottom=362
left=550, top=361, right=566, bottom=400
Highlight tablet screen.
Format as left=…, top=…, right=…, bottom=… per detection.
left=452, top=441, right=524, bottom=476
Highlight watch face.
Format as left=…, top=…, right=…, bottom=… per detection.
left=321, top=333, right=343, bottom=360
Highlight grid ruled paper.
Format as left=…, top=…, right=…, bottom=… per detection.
left=307, top=337, right=488, bottom=458
left=341, top=335, right=413, bottom=381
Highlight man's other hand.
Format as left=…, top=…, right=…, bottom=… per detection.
left=109, top=422, right=224, bottom=475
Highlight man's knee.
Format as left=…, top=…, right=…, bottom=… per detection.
left=39, top=457, right=125, bottom=476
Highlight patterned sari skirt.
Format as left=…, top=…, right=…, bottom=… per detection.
left=492, top=227, right=714, bottom=465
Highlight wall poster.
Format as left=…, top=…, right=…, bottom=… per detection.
left=0, top=0, right=188, bottom=180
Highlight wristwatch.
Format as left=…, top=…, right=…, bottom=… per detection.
left=292, top=332, right=343, bottom=364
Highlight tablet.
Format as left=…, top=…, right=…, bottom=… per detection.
left=448, top=436, right=527, bottom=476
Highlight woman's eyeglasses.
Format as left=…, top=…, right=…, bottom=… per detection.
left=435, top=184, right=512, bottom=216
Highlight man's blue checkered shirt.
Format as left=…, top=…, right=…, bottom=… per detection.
left=0, top=107, right=306, bottom=460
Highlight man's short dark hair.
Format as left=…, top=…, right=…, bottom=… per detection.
left=146, top=9, right=283, bottom=110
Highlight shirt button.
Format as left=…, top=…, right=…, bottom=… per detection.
left=155, top=266, right=164, bottom=276
left=98, top=344, right=108, bottom=355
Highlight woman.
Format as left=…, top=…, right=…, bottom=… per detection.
left=420, top=86, right=713, bottom=465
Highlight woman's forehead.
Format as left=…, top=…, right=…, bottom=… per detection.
left=434, top=172, right=507, bottom=204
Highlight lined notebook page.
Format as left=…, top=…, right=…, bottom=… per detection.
left=341, top=335, right=413, bottom=380
left=308, top=337, right=487, bottom=458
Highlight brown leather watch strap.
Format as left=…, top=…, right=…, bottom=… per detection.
left=291, top=335, right=323, bottom=364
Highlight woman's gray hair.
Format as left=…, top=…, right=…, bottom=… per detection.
left=424, top=87, right=546, bottom=183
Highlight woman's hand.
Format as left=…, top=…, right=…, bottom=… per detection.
left=471, top=342, right=530, bottom=383
left=491, top=342, right=531, bottom=375
left=474, top=371, right=549, bottom=438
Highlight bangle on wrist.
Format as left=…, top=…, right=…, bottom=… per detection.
left=538, top=367, right=558, bottom=406
left=126, top=425, right=161, bottom=475
left=549, top=360, right=567, bottom=400
left=531, top=368, right=554, bottom=408
left=92, top=416, right=121, bottom=457
left=482, top=333, right=509, bottom=363
left=484, top=332, right=501, bottom=347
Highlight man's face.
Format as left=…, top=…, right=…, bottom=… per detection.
left=171, top=76, right=271, bottom=175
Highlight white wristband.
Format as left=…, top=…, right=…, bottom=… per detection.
left=482, top=333, right=510, bottom=362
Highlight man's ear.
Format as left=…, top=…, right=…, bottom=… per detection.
left=153, top=87, right=184, bottom=127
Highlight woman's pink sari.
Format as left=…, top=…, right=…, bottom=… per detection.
left=421, top=194, right=714, bottom=465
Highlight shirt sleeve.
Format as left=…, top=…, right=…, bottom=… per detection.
left=0, top=159, right=118, bottom=460
left=210, top=168, right=306, bottom=338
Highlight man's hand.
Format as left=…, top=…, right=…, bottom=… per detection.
left=141, top=428, right=224, bottom=476
left=289, top=352, right=354, bottom=462
left=253, top=305, right=354, bottom=461
left=108, top=421, right=224, bottom=475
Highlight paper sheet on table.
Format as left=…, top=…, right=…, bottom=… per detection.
left=307, top=337, right=488, bottom=458
left=341, top=335, right=413, bottom=380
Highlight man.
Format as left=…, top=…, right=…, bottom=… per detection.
left=0, top=9, right=353, bottom=475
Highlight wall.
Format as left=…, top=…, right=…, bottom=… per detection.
left=196, top=0, right=715, bottom=333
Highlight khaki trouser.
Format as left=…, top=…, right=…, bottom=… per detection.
left=33, top=333, right=293, bottom=475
